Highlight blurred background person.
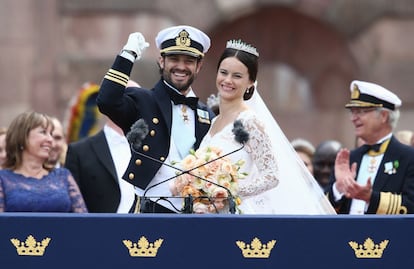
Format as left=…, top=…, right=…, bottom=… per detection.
left=312, top=139, right=342, bottom=190
left=411, top=133, right=414, bottom=147
left=206, top=93, right=220, bottom=115
left=65, top=80, right=138, bottom=213
left=65, top=117, right=135, bottom=213
left=0, top=111, right=87, bottom=212
left=291, top=138, right=315, bottom=175
left=0, top=127, right=7, bottom=169
left=395, top=130, right=413, bottom=146
left=45, top=117, right=67, bottom=168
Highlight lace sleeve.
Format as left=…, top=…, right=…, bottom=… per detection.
left=238, top=115, right=279, bottom=196
left=66, top=172, right=88, bottom=213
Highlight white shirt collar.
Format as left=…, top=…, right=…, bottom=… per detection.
left=375, top=133, right=393, bottom=144
left=104, top=125, right=128, bottom=145
left=163, top=80, right=196, bottom=97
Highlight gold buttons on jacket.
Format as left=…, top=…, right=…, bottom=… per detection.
left=128, top=173, right=134, bottom=180
left=160, top=156, right=165, bottom=161
left=135, top=159, right=142, bottom=166
left=150, top=130, right=155, bottom=136
left=152, top=118, right=159, bottom=124
left=143, top=145, right=149, bottom=151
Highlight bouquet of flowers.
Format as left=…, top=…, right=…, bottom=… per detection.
left=170, top=146, right=246, bottom=214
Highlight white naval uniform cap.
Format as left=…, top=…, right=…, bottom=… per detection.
left=155, top=25, right=211, bottom=58
left=345, top=80, right=402, bottom=110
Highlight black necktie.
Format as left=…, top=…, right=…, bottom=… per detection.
left=361, top=140, right=389, bottom=156
left=361, top=143, right=381, bottom=153
left=167, top=89, right=199, bottom=110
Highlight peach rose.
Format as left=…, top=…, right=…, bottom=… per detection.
left=211, top=187, right=228, bottom=199
left=193, top=202, right=209, bottom=214
left=219, top=161, right=235, bottom=175
left=181, top=154, right=197, bottom=170
left=181, top=185, right=202, bottom=198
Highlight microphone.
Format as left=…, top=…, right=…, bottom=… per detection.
left=126, top=119, right=149, bottom=151
left=232, top=119, right=249, bottom=145
left=125, top=118, right=249, bottom=214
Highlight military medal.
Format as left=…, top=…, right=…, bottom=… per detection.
left=181, top=105, right=189, bottom=124
left=368, top=157, right=377, bottom=173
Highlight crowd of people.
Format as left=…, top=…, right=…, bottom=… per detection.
left=0, top=24, right=413, bottom=215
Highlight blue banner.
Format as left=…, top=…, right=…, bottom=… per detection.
left=0, top=213, right=412, bottom=268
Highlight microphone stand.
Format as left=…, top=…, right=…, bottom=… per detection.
left=131, top=144, right=245, bottom=214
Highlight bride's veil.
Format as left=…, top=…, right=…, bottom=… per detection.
left=243, top=84, right=337, bottom=214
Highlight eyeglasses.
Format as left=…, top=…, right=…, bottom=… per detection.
left=348, top=107, right=378, bottom=117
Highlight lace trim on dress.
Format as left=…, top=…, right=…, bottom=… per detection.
left=0, top=168, right=87, bottom=212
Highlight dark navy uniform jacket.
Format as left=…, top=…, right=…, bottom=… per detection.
left=327, top=136, right=414, bottom=214
left=97, top=56, right=214, bottom=189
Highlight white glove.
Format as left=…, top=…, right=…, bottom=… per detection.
left=122, top=32, right=149, bottom=61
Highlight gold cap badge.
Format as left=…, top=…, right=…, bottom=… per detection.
left=351, top=84, right=360, bottom=99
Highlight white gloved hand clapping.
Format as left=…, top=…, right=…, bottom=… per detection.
left=122, top=32, right=150, bottom=61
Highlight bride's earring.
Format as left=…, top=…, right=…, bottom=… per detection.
left=245, top=88, right=250, bottom=94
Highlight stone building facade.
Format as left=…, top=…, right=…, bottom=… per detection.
left=1, top=0, right=413, bottom=147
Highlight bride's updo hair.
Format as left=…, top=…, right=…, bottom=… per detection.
left=216, top=40, right=259, bottom=101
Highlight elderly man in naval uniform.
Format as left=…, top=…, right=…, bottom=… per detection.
left=327, top=80, right=414, bottom=214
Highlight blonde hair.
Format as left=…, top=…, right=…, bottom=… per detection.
left=0, top=127, right=7, bottom=136
left=52, top=117, right=67, bottom=165
left=291, top=138, right=315, bottom=158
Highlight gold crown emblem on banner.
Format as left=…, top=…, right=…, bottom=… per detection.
left=348, top=237, right=389, bottom=258
left=10, top=235, right=51, bottom=256
left=236, top=237, right=276, bottom=258
left=123, top=236, right=163, bottom=257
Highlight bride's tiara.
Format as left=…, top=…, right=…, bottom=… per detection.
left=226, top=40, right=259, bottom=57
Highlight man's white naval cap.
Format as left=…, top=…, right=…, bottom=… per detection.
left=155, top=25, right=211, bottom=58
left=345, top=80, right=402, bottom=111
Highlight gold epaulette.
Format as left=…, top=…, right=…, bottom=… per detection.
left=377, top=192, right=407, bottom=214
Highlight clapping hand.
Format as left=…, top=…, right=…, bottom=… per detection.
left=334, top=149, right=356, bottom=193
left=334, top=148, right=372, bottom=202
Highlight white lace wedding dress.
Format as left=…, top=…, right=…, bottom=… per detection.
left=200, top=91, right=336, bottom=215
left=200, top=110, right=279, bottom=212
